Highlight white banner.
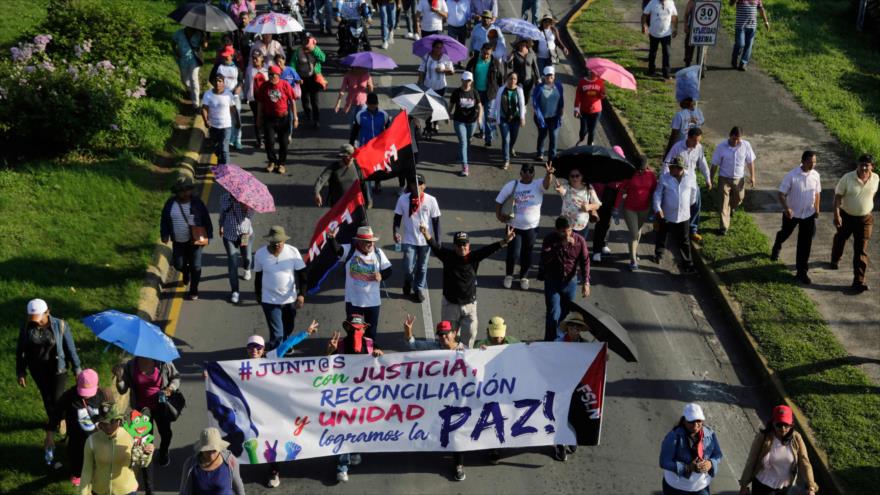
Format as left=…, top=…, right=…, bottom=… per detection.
left=204, top=342, right=606, bottom=464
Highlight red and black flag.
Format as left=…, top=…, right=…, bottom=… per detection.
left=569, top=343, right=607, bottom=446
left=304, top=180, right=367, bottom=295
left=353, top=110, right=417, bottom=186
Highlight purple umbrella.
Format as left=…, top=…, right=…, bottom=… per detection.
left=412, top=34, right=468, bottom=63
left=211, top=164, right=276, bottom=213
left=340, top=51, right=398, bottom=70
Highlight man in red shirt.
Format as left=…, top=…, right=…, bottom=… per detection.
left=573, top=68, right=605, bottom=146
left=257, top=65, right=299, bottom=174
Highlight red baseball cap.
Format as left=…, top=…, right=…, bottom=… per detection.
left=269, top=65, right=282, bottom=75
left=219, top=45, right=235, bottom=58
left=773, top=405, right=793, bottom=425
left=435, top=321, right=453, bottom=334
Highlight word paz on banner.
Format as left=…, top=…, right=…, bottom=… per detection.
left=439, top=391, right=557, bottom=447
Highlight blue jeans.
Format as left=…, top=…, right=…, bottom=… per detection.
left=578, top=111, right=601, bottom=145
left=536, top=117, right=560, bottom=159
left=346, top=302, right=380, bottom=342
left=690, top=188, right=702, bottom=234
left=319, top=0, right=334, bottom=32
left=172, top=241, right=203, bottom=295
left=505, top=227, right=537, bottom=278
left=403, top=244, right=430, bottom=291
left=223, top=237, right=252, bottom=293
left=453, top=120, right=476, bottom=165
left=261, top=302, right=297, bottom=350
left=209, top=126, right=232, bottom=165
left=499, top=119, right=522, bottom=163
left=521, top=0, right=541, bottom=24
left=732, top=26, right=757, bottom=66
left=477, top=90, right=494, bottom=143
left=544, top=277, right=577, bottom=341
left=380, top=3, right=396, bottom=42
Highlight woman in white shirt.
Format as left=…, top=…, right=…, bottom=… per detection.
left=418, top=39, right=454, bottom=135
left=554, top=169, right=601, bottom=238
left=536, top=14, right=569, bottom=75
left=201, top=74, right=238, bottom=165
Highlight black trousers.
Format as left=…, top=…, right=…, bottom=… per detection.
left=34, top=370, right=67, bottom=430
left=655, top=219, right=693, bottom=268
left=773, top=213, right=816, bottom=274
left=68, top=427, right=91, bottom=477
left=140, top=405, right=174, bottom=494
left=301, top=77, right=322, bottom=122
left=262, top=113, right=291, bottom=165
left=648, top=35, right=672, bottom=74
left=592, top=186, right=619, bottom=253
left=505, top=227, right=537, bottom=278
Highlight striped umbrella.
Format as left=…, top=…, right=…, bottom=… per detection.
left=392, top=84, right=450, bottom=121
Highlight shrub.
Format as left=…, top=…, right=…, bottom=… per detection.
left=0, top=35, right=148, bottom=161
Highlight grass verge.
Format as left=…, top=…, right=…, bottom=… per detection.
left=572, top=2, right=879, bottom=494
left=720, top=0, right=880, bottom=168
left=0, top=1, right=188, bottom=493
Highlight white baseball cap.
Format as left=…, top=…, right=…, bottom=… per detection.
left=247, top=335, right=265, bottom=347
left=461, top=71, right=473, bottom=81
left=543, top=66, right=555, bottom=76
left=683, top=403, right=706, bottom=422
left=27, top=299, right=48, bottom=319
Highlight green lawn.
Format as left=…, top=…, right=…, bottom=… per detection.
left=0, top=1, right=186, bottom=493
left=723, top=0, right=880, bottom=167
left=572, top=2, right=879, bottom=494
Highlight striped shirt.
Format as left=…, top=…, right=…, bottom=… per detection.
left=734, top=0, right=762, bottom=29
left=779, top=166, right=821, bottom=219
left=169, top=201, right=193, bottom=243
left=219, top=191, right=254, bottom=242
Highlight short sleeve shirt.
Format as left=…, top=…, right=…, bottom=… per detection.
left=495, top=180, right=546, bottom=230
left=670, top=108, right=705, bottom=139
left=779, top=166, right=821, bottom=219
left=394, top=193, right=442, bottom=245
left=253, top=244, right=306, bottom=305
left=202, top=89, right=235, bottom=128
left=417, top=0, right=449, bottom=32
left=450, top=87, right=479, bottom=123
left=341, top=244, right=392, bottom=307
left=835, top=170, right=879, bottom=217
left=711, top=139, right=756, bottom=179
left=559, top=182, right=600, bottom=232
left=342, top=71, right=372, bottom=111
left=643, top=0, right=678, bottom=38
left=419, top=54, right=454, bottom=91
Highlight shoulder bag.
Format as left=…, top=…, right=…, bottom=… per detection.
left=499, top=180, right=520, bottom=222
left=177, top=201, right=208, bottom=246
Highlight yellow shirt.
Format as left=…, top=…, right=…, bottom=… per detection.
left=80, top=428, right=140, bottom=495
left=835, top=170, right=879, bottom=216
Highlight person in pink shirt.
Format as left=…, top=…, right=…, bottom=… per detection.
left=335, top=67, right=374, bottom=143
left=614, top=156, right=658, bottom=270
left=573, top=68, right=605, bottom=146
left=229, top=0, right=256, bottom=25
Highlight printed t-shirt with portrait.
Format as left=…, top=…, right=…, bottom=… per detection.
left=202, top=89, right=235, bottom=128
left=253, top=244, right=306, bottom=305
left=257, top=79, right=296, bottom=117
left=341, top=244, right=392, bottom=307
left=495, top=179, right=546, bottom=230
left=393, top=192, right=441, bottom=246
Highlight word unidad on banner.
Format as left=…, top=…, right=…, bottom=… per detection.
left=205, top=343, right=606, bottom=464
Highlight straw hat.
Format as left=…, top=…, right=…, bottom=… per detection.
left=195, top=427, right=230, bottom=452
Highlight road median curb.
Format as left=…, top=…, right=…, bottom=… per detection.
left=135, top=117, right=206, bottom=323
left=560, top=1, right=843, bottom=494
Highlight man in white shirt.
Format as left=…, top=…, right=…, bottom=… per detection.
left=771, top=151, right=821, bottom=284
left=253, top=226, right=307, bottom=350
left=326, top=226, right=393, bottom=342
left=653, top=159, right=698, bottom=273
left=495, top=162, right=555, bottom=290
left=394, top=174, right=442, bottom=302
left=641, top=0, right=678, bottom=79
left=710, top=126, right=757, bottom=234
left=664, top=127, right=712, bottom=241
left=416, top=0, right=448, bottom=36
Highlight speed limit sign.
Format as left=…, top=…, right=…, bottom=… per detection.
left=690, top=1, right=721, bottom=46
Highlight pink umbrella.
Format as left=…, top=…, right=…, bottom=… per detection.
left=586, top=58, right=637, bottom=91
left=211, top=164, right=276, bottom=213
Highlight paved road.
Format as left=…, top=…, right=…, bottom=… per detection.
left=152, top=1, right=776, bottom=493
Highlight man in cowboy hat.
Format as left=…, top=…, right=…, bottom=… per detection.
left=420, top=224, right=515, bottom=347
left=402, top=315, right=468, bottom=481
left=327, top=225, right=392, bottom=342
left=254, top=226, right=308, bottom=350
left=469, top=9, right=496, bottom=59
left=314, top=143, right=370, bottom=208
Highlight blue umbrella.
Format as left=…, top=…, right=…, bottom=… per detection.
left=494, top=18, right=542, bottom=40
left=83, top=310, right=180, bottom=362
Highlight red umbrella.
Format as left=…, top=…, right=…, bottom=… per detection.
left=586, top=58, right=637, bottom=91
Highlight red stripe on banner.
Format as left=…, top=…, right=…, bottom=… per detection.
left=352, top=110, right=413, bottom=180
left=304, top=180, right=366, bottom=264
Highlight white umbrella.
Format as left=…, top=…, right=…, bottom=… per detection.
left=244, top=13, right=303, bottom=34
left=392, top=84, right=450, bottom=121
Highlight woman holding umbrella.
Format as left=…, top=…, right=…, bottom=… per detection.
left=160, top=176, right=213, bottom=300
left=506, top=38, right=540, bottom=105
left=417, top=39, right=455, bottom=136
left=219, top=191, right=255, bottom=305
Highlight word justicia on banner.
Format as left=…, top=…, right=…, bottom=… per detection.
left=204, top=342, right=607, bottom=463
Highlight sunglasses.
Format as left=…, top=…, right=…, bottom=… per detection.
left=774, top=423, right=792, bottom=429
left=246, top=343, right=264, bottom=350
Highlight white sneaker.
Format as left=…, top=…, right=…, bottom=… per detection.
left=268, top=473, right=280, bottom=488
left=381, top=41, right=388, bottom=49
left=602, top=246, right=612, bottom=254
left=350, top=454, right=362, bottom=466
left=503, top=275, right=513, bottom=289
left=230, top=292, right=240, bottom=304
left=414, top=33, right=421, bottom=40
left=520, top=278, right=530, bottom=290
left=337, top=471, right=349, bottom=482
left=592, top=253, right=602, bottom=262
left=404, top=32, right=414, bottom=40
left=243, top=269, right=252, bottom=281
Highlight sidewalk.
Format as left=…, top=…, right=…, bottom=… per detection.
left=608, top=0, right=879, bottom=384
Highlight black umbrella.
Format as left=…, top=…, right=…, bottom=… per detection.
left=169, top=2, right=237, bottom=33
left=552, top=145, right=636, bottom=183
left=566, top=300, right=639, bottom=362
